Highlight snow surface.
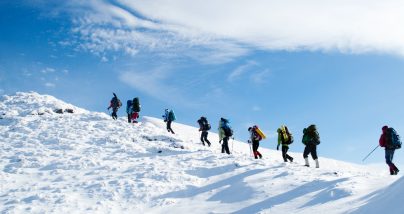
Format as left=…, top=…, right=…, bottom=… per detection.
left=0, top=92, right=401, bottom=214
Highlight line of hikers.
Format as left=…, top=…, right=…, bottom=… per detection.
left=108, top=93, right=401, bottom=175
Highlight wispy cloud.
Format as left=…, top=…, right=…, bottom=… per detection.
left=41, top=67, right=56, bottom=74
left=227, top=61, right=257, bottom=82
left=44, top=82, right=56, bottom=88
left=59, top=0, right=404, bottom=61
left=119, top=68, right=201, bottom=107
left=250, top=69, right=271, bottom=84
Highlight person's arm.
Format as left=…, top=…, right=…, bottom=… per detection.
left=379, top=134, right=385, bottom=147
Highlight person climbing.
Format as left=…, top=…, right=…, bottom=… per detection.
left=197, top=116, right=211, bottom=146
left=126, top=99, right=133, bottom=123
left=302, top=124, right=320, bottom=168
left=162, top=109, right=175, bottom=134
left=379, top=125, right=401, bottom=175
left=107, top=93, right=121, bottom=120
left=131, top=97, right=141, bottom=123
left=218, top=117, right=232, bottom=155
left=277, top=125, right=294, bottom=162
left=248, top=126, right=263, bottom=159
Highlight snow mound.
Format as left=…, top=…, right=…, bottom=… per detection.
left=350, top=176, right=404, bottom=214
left=0, top=91, right=88, bottom=117
left=0, top=92, right=401, bottom=214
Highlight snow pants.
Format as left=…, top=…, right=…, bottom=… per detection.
left=200, top=131, right=211, bottom=146
left=222, top=137, right=230, bottom=154
left=252, top=140, right=262, bottom=159
left=303, top=144, right=318, bottom=160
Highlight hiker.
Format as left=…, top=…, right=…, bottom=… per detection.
left=277, top=125, right=294, bottom=162
left=126, top=99, right=133, bottom=123
left=302, top=124, right=320, bottom=168
left=107, top=93, right=121, bottom=120
left=218, top=117, right=232, bottom=155
left=162, top=109, right=175, bottom=134
left=197, top=116, right=211, bottom=146
left=379, top=125, right=400, bottom=175
left=131, top=97, right=141, bottom=123
left=248, top=126, right=263, bottom=159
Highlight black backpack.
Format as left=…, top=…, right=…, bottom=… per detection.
left=132, top=97, right=141, bottom=112
left=111, top=97, right=122, bottom=108
left=223, top=125, right=233, bottom=137
left=387, top=128, right=402, bottom=149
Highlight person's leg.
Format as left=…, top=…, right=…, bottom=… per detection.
left=256, top=142, right=262, bottom=158
left=386, top=149, right=395, bottom=174
left=310, top=145, right=319, bottom=168
left=303, top=146, right=310, bottom=166
left=285, top=146, right=293, bottom=162
left=282, top=146, right=288, bottom=162
left=203, top=131, right=211, bottom=146
left=252, top=141, right=259, bottom=159
left=200, top=132, right=205, bottom=146
left=224, top=137, right=230, bottom=154
left=167, top=120, right=175, bottom=134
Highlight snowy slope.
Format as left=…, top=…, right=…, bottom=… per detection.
left=0, top=92, right=401, bottom=214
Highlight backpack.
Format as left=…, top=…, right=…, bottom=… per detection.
left=111, top=97, right=122, bottom=108
left=132, top=97, right=141, bottom=112
left=251, top=126, right=262, bottom=141
left=387, top=128, right=402, bottom=149
left=220, top=118, right=233, bottom=137
left=126, top=100, right=133, bottom=114
left=168, top=110, right=176, bottom=121
left=199, top=117, right=211, bottom=131
left=281, top=126, right=294, bottom=145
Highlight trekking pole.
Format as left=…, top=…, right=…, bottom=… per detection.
left=231, top=137, right=234, bottom=154
left=362, top=145, right=379, bottom=162
left=248, top=140, right=252, bottom=157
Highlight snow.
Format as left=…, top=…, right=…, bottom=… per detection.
left=0, top=92, right=401, bottom=213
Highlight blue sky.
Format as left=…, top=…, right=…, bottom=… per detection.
left=1, top=0, right=404, bottom=166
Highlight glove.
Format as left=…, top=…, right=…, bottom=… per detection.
left=277, top=145, right=279, bottom=150
left=219, top=140, right=222, bottom=144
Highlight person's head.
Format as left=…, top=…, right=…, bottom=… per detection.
left=277, top=128, right=281, bottom=133
left=248, top=127, right=252, bottom=132
left=382, top=125, right=389, bottom=133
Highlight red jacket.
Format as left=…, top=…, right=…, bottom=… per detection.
left=379, top=126, right=389, bottom=147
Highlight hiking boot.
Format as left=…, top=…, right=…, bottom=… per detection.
left=259, top=154, right=263, bottom=159
left=304, top=158, right=309, bottom=167
left=394, top=169, right=400, bottom=175
left=289, top=157, right=294, bottom=162
left=390, top=170, right=395, bottom=175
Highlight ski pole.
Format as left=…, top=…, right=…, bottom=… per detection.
left=248, top=140, right=252, bottom=157
left=362, top=145, right=379, bottom=162
left=232, top=137, right=234, bottom=153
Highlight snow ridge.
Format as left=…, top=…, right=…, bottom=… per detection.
left=0, top=92, right=401, bottom=214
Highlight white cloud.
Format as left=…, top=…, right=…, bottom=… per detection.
left=250, top=69, right=271, bottom=84
left=45, top=82, right=56, bottom=88
left=62, top=0, right=404, bottom=61
left=227, top=61, right=257, bottom=82
left=41, top=67, right=56, bottom=74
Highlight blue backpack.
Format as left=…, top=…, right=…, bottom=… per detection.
left=388, top=128, right=402, bottom=149
left=220, top=118, right=233, bottom=137
left=168, top=110, right=176, bottom=121
left=126, top=100, right=133, bottom=114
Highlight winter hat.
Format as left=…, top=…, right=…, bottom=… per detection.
left=382, top=126, right=388, bottom=131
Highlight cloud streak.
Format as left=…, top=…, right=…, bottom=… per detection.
left=60, top=0, right=404, bottom=61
